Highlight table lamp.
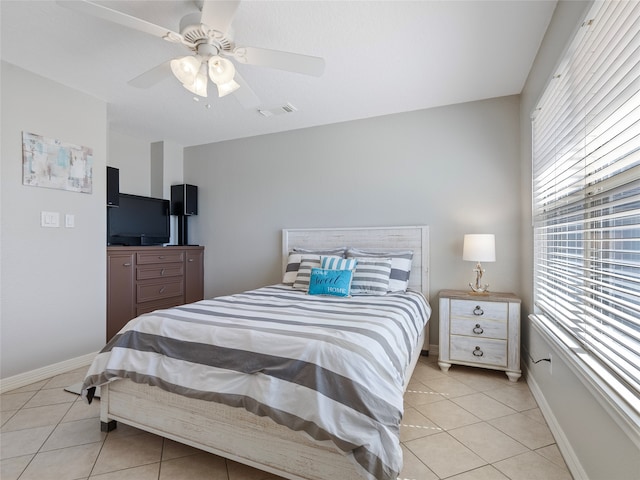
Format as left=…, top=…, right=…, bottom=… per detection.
left=463, top=234, right=495, bottom=294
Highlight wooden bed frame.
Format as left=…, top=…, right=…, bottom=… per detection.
left=99, top=225, right=430, bottom=480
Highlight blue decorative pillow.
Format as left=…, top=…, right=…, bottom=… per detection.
left=308, top=268, right=353, bottom=297
left=321, top=256, right=357, bottom=271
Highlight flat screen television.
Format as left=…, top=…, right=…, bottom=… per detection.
left=107, top=193, right=170, bottom=246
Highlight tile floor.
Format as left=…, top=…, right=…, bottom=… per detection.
left=0, top=355, right=573, bottom=480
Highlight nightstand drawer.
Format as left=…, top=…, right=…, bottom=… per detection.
left=450, top=317, right=507, bottom=339
left=450, top=336, right=507, bottom=367
left=450, top=299, right=508, bottom=320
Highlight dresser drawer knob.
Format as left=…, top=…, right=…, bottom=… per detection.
left=160, top=268, right=165, bottom=276
left=123, top=262, right=132, bottom=267
left=473, top=305, right=484, bottom=316
left=159, top=286, right=166, bottom=294
left=473, top=324, right=484, bottom=335
left=473, top=346, right=484, bottom=357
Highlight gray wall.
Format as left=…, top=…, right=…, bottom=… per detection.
left=185, top=95, right=522, bottom=346
left=519, top=2, right=640, bottom=478
left=0, top=62, right=107, bottom=378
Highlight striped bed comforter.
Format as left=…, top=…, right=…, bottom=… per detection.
left=82, top=284, right=431, bottom=480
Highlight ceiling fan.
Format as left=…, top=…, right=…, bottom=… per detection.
left=57, top=1, right=326, bottom=107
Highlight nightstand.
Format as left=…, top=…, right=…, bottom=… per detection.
left=438, top=289, right=521, bottom=382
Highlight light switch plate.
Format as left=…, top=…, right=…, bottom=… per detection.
left=41, top=211, right=60, bottom=227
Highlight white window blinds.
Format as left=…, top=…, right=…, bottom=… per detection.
left=532, top=0, right=640, bottom=418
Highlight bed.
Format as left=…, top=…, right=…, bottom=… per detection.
left=84, top=225, right=431, bottom=480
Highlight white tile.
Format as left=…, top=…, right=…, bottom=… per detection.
left=401, top=406, right=443, bottom=442
left=0, top=425, right=55, bottom=459
left=451, top=392, right=517, bottom=420
left=449, top=422, right=529, bottom=463
left=399, top=444, right=438, bottom=480
left=41, top=417, right=106, bottom=451
left=404, top=432, right=486, bottom=478
left=92, top=432, right=163, bottom=475
left=89, top=463, right=159, bottom=479
left=446, top=464, right=510, bottom=480
left=489, top=413, right=555, bottom=450
left=18, top=442, right=102, bottom=480
left=416, top=399, right=481, bottom=431
left=1, top=403, right=71, bottom=432
left=159, top=452, right=228, bottom=480
left=494, top=451, right=573, bottom=480
left=0, top=454, right=33, bottom=480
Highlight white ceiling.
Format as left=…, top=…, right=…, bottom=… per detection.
left=1, top=1, right=557, bottom=147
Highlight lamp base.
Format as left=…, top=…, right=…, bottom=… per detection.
left=468, top=288, right=491, bottom=296
left=469, top=262, right=490, bottom=294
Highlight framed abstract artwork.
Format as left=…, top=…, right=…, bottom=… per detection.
left=22, top=131, right=93, bottom=194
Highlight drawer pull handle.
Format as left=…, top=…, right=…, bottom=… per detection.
left=123, top=262, right=132, bottom=267
left=158, top=256, right=165, bottom=259
left=473, top=324, right=484, bottom=335
left=473, top=346, right=484, bottom=357
left=159, top=287, right=166, bottom=294
left=473, top=306, right=484, bottom=316
left=188, top=258, right=194, bottom=262
left=160, top=268, right=165, bottom=276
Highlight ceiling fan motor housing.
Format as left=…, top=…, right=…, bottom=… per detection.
left=180, top=12, right=233, bottom=55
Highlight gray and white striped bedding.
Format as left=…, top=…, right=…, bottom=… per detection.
left=82, top=284, right=431, bottom=480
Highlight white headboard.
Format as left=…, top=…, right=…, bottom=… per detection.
left=282, top=225, right=429, bottom=296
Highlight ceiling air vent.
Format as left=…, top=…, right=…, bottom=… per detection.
left=258, top=103, right=298, bottom=117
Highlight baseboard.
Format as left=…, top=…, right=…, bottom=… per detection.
left=524, top=366, right=589, bottom=480
left=0, top=352, right=97, bottom=394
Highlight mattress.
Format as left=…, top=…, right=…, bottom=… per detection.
left=82, top=284, right=431, bottom=480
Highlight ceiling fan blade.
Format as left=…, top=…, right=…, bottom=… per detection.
left=128, top=61, right=172, bottom=89
left=232, top=72, right=261, bottom=109
left=200, top=0, right=240, bottom=35
left=57, top=1, right=183, bottom=43
left=233, top=47, right=325, bottom=77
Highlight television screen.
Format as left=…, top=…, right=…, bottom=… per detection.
left=107, top=193, right=170, bottom=245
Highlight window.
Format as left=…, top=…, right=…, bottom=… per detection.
left=532, top=0, right=640, bottom=423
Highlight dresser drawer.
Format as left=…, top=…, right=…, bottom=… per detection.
left=136, top=251, right=184, bottom=265
left=137, top=279, right=184, bottom=303
left=450, top=336, right=507, bottom=367
left=136, top=264, right=184, bottom=281
left=450, top=299, right=508, bottom=320
left=450, top=317, right=507, bottom=340
left=136, top=297, right=184, bottom=317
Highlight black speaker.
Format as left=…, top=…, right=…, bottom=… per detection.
left=171, top=184, right=198, bottom=216
left=107, top=166, right=119, bottom=207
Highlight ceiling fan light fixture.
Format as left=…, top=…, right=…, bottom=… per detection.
left=216, top=79, right=240, bottom=98
left=208, top=56, right=236, bottom=85
left=170, top=55, right=202, bottom=85
left=182, top=65, right=208, bottom=97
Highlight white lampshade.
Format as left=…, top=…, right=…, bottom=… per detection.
left=181, top=62, right=209, bottom=97
left=463, top=234, right=496, bottom=262
left=170, top=56, right=202, bottom=85
left=215, top=79, right=240, bottom=97
left=208, top=56, right=236, bottom=85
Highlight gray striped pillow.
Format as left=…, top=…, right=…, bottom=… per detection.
left=350, top=257, right=392, bottom=295
left=292, top=256, right=341, bottom=291
left=282, top=247, right=346, bottom=284
left=346, top=248, right=413, bottom=292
